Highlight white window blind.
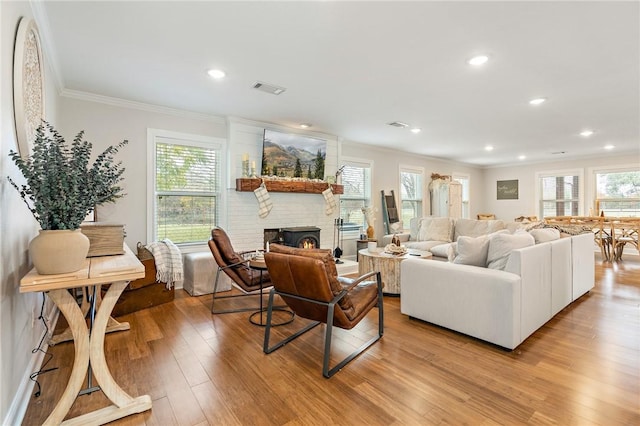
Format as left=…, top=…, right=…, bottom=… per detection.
left=453, top=175, right=470, bottom=219
left=154, top=138, right=220, bottom=245
left=539, top=173, right=581, bottom=218
left=400, top=169, right=423, bottom=225
left=340, top=162, right=372, bottom=227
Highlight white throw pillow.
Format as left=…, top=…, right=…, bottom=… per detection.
left=529, top=228, right=561, bottom=244
left=430, top=243, right=454, bottom=258
left=417, top=217, right=453, bottom=242
left=452, top=235, right=490, bottom=267
left=487, top=232, right=535, bottom=270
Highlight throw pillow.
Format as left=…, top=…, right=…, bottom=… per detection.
left=417, top=217, right=453, bottom=242
left=452, top=235, right=490, bottom=267
left=429, top=243, right=453, bottom=258
left=529, top=228, right=561, bottom=244
left=486, top=232, right=535, bottom=270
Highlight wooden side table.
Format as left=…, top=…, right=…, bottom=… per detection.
left=358, top=248, right=431, bottom=296
left=20, top=245, right=151, bottom=425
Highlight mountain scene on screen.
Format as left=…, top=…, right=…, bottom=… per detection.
left=261, top=134, right=325, bottom=179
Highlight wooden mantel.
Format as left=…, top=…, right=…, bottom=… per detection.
left=236, top=178, right=344, bottom=194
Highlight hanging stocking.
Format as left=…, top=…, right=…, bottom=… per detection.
left=254, top=182, right=273, bottom=218
left=322, top=186, right=336, bottom=215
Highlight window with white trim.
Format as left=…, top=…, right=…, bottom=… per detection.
left=536, top=169, right=583, bottom=218
left=453, top=174, right=470, bottom=219
left=595, top=167, right=640, bottom=217
left=399, top=167, right=424, bottom=226
left=340, top=159, right=372, bottom=228
left=148, top=130, right=225, bottom=246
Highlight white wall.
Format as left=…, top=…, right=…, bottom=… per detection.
left=58, top=95, right=227, bottom=248
left=225, top=118, right=341, bottom=252
left=340, top=140, right=484, bottom=240
left=482, top=153, right=640, bottom=221
left=1, top=2, right=60, bottom=424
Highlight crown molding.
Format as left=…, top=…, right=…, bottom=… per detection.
left=30, top=0, right=64, bottom=93
left=60, top=89, right=226, bottom=123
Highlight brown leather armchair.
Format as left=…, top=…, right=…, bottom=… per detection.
left=263, top=244, right=383, bottom=378
left=208, top=227, right=271, bottom=314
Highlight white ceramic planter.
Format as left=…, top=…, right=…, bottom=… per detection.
left=29, top=229, right=90, bottom=274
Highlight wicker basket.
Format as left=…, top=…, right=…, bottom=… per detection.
left=136, top=242, right=154, bottom=261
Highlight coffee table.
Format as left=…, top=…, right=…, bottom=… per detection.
left=358, top=248, right=432, bottom=296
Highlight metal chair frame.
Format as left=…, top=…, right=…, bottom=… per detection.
left=263, top=271, right=383, bottom=378
left=210, top=251, right=265, bottom=315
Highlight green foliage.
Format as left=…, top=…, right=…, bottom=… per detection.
left=7, top=122, right=128, bottom=230
left=294, top=158, right=303, bottom=177
left=314, top=149, right=325, bottom=179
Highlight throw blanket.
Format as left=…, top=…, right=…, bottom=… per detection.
left=146, top=239, right=183, bottom=289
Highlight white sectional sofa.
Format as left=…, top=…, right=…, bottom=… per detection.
left=383, top=217, right=514, bottom=257
left=400, top=232, right=595, bottom=350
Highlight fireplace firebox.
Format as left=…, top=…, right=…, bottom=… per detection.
left=282, top=227, right=320, bottom=249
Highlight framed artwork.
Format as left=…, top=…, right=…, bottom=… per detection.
left=13, top=18, right=45, bottom=159
left=497, top=179, right=519, bottom=200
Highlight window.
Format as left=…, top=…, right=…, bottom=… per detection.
left=399, top=167, right=424, bottom=225
left=453, top=174, right=470, bottom=219
left=148, top=130, right=225, bottom=246
left=536, top=169, right=583, bottom=218
left=595, top=168, right=640, bottom=217
left=339, top=159, right=372, bottom=228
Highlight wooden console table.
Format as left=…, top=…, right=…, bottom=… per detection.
left=20, top=245, right=151, bottom=425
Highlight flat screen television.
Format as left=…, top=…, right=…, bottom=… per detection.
left=261, top=129, right=326, bottom=179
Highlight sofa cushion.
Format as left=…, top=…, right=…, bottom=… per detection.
left=454, top=218, right=505, bottom=240
left=529, top=228, right=561, bottom=244
left=418, top=217, right=454, bottom=242
left=405, top=240, right=449, bottom=251
left=487, top=231, right=535, bottom=270
left=452, top=235, right=490, bottom=267
left=430, top=243, right=454, bottom=258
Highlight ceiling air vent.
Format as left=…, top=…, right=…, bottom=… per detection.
left=252, top=81, right=286, bottom=95
left=551, top=151, right=567, bottom=155
left=387, top=121, right=409, bottom=128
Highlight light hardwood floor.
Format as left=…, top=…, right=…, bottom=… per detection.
left=22, top=257, right=640, bottom=425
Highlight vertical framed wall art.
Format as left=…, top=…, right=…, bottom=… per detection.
left=497, top=179, right=519, bottom=200
left=13, top=17, right=45, bottom=159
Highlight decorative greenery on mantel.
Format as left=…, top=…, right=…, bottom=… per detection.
left=8, top=122, right=128, bottom=230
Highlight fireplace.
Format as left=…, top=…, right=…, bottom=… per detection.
left=282, top=227, right=321, bottom=249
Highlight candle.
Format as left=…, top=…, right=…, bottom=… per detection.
left=595, top=200, right=600, bottom=216
left=242, top=153, right=249, bottom=162
left=251, top=160, right=256, bottom=169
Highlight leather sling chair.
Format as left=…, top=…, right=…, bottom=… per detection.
left=208, top=227, right=273, bottom=315
left=263, top=244, right=383, bottom=378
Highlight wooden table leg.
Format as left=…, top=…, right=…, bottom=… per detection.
left=45, top=283, right=151, bottom=426
left=43, top=289, right=91, bottom=425
left=49, top=286, right=130, bottom=346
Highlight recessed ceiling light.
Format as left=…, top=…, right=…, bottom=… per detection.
left=300, top=123, right=312, bottom=129
left=518, top=155, right=526, bottom=160
left=207, top=69, right=226, bottom=79
left=485, top=145, right=494, bottom=151
left=410, top=128, right=421, bottom=134
left=580, top=130, right=594, bottom=137
left=604, top=144, right=615, bottom=150
left=468, top=55, right=489, bottom=66
left=529, top=97, right=546, bottom=106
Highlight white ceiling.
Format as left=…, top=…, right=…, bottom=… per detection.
left=39, top=1, right=639, bottom=167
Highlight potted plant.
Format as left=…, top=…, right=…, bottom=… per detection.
left=8, top=122, right=128, bottom=274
